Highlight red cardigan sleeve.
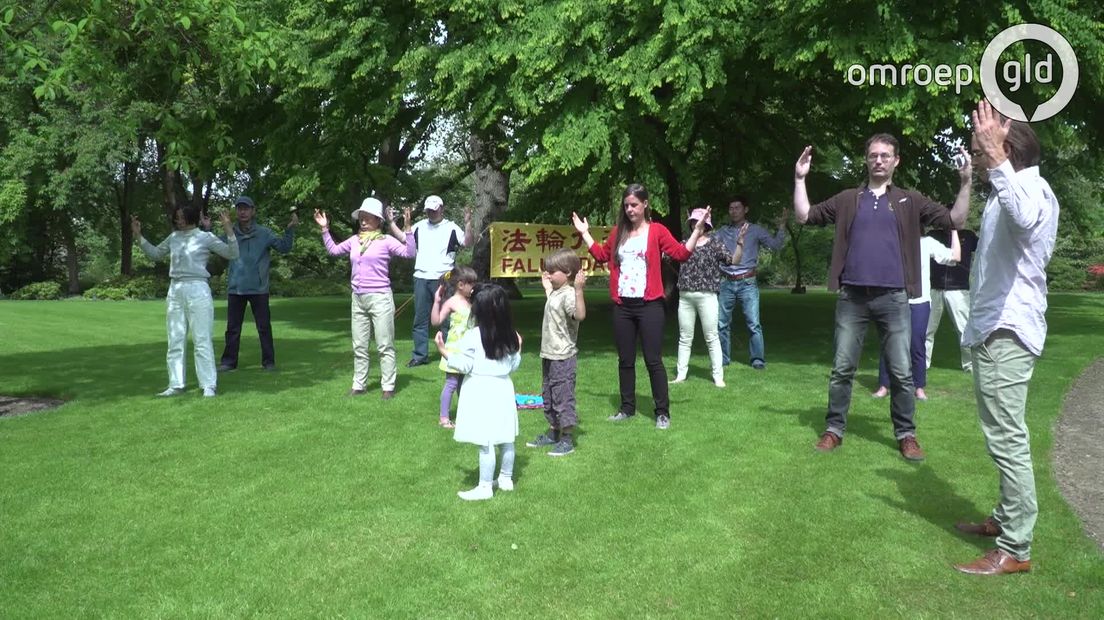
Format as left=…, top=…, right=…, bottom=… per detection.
left=588, top=229, right=617, bottom=263
left=655, top=223, right=691, bottom=262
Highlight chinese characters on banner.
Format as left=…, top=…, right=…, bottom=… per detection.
left=490, top=222, right=613, bottom=278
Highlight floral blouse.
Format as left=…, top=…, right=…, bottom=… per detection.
left=676, top=237, right=732, bottom=293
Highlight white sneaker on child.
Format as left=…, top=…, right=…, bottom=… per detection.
left=457, top=484, right=493, bottom=501
left=669, top=375, right=687, bottom=384
left=202, top=387, right=217, bottom=398
left=714, top=379, right=726, bottom=388
left=495, top=476, right=514, bottom=491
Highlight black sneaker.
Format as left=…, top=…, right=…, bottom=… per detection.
left=526, top=433, right=557, bottom=448
left=406, top=359, right=429, bottom=368
left=217, top=363, right=236, bottom=372
left=548, top=437, right=575, bottom=457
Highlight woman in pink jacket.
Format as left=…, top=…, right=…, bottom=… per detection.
left=572, top=184, right=707, bottom=430
left=315, top=198, right=415, bottom=399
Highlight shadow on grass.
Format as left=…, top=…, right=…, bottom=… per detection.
left=871, top=465, right=991, bottom=551
left=0, top=338, right=364, bottom=403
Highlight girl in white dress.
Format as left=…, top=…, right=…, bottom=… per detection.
left=435, top=283, right=522, bottom=501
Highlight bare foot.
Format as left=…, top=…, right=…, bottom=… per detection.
left=872, top=386, right=889, bottom=398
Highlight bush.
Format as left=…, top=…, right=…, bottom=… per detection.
left=11, top=281, right=63, bottom=300
left=83, top=275, right=168, bottom=300
left=269, top=277, right=348, bottom=297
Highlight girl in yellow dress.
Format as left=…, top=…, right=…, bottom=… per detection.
left=431, top=266, right=478, bottom=428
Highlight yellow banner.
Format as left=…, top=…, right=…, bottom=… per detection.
left=490, top=222, right=613, bottom=278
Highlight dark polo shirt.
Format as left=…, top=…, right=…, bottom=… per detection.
left=841, top=189, right=905, bottom=289
left=806, top=184, right=954, bottom=299
left=929, top=228, right=978, bottom=291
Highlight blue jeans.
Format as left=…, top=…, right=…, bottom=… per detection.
left=411, top=277, right=447, bottom=363
left=718, top=279, right=764, bottom=365
left=826, top=286, right=915, bottom=440
left=878, top=301, right=931, bottom=389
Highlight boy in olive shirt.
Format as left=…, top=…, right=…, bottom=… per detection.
left=527, top=248, right=587, bottom=456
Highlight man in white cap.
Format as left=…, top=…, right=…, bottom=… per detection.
left=408, top=195, right=473, bottom=367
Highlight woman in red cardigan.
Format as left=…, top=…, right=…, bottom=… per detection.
left=571, top=184, right=708, bottom=429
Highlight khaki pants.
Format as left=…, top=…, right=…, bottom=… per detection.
left=926, top=289, right=972, bottom=371
left=971, top=329, right=1038, bottom=561
left=351, top=293, right=397, bottom=391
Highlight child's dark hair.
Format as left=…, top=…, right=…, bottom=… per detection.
left=439, top=265, right=478, bottom=298
left=544, top=248, right=582, bottom=278
left=470, top=283, right=519, bottom=360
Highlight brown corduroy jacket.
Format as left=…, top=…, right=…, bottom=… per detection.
left=806, top=185, right=954, bottom=299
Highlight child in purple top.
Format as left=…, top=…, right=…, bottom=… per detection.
left=314, top=199, right=415, bottom=399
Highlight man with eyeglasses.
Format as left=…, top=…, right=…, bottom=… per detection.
left=793, top=133, right=971, bottom=461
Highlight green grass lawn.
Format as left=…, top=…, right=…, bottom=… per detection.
left=2, top=290, right=1102, bottom=617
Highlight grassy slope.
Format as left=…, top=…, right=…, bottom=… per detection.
left=1, top=290, right=1101, bottom=618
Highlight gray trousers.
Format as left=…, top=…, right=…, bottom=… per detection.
left=542, top=356, right=578, bottom=430
left=972, top=329, right=1038, bottom=561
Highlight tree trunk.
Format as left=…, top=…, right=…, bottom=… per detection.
left=788, top=222, right=807, bottom=294
left=157, top=141, right=177, bottom=227
left=61, top=218, right=81, bottom=295
left=118, top=160, right=135, bottom=275
left=468, top=128, right=519, bottom=298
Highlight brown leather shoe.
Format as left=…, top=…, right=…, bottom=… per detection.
left=347, top=388, right=366, bottom=397
left=381, top=390, right=395, bottom=400
left=814, top=432, right=842, bottom=452
left=955, top=516, right=1002, bottom=537
left=954, top=548, right=1031, bottom=575
left=898, top=436, right=926, bottom=461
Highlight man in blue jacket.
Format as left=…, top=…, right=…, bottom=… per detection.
left=217, top=196, right=298, bottom=371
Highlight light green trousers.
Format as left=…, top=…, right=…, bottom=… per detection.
left=351, top=292, right=397, bottom=391
left=971, top=329, right=1038, bottom=561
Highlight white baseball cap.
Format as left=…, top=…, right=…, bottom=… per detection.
left=424, top=195, right=444, bottom=211
left=351, top=197, right=385, bottom=221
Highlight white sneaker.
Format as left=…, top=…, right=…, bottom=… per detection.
left=202, top=387, right=217, bottom=398
left=669, top=375, right=687, bottom=384
left=157, top=387, right=185, bottom=397
left=714, top=379, right=726, bottom=388
left=457, top=484, right=493, bottom=501
left=496, top=476, right=514, bottom=491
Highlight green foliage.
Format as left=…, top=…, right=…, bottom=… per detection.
left=1048, top=235, right=1104, bottom=291
left=10, top=280, right=63, bottom=300
left=268, top=276, right=347, bottom=297
left=82, top=275, right=168, bottom=300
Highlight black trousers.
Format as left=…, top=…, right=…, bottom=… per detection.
left=612, top=298, right=669, bottom=417
left=221, top=293, right=275, bottom=368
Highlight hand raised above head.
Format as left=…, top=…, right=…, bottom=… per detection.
left=972, top=100, right=1011, bottom=162
left=313, top=209, right=329, bottom=228
left=571, top=211, right=589, bottom=234
left=795, top=145, right=813, bottom=180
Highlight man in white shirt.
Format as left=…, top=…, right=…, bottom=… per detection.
left=954, top=101, right=1059, bottom=576
left=407, top=195, right=473, bottom=367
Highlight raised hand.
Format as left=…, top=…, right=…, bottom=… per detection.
left=972, top=100, right=1011, bottom=163
left=571, top=211, right=589, bottom=234
left=737, top=222, right=749, bottom=242
left=795, top=146, right=813, bottom=180
left=541, top=272, right=553, bottom=294
left=956, top=145, right=973, bottom=182
left=435, top=284, right=445, bottom=303
left=777, top=208, right=791, bottom=227
left=313, top=209, right=329, bottom=228
left=131, top=216, right=142, bottom=237
left=573, top=269, right=587, bottom=288
left=403, top=205, right=413, bottom=228
left=693, top=207, right=712, bottom=233
left=218, top=211, right=233, bottom=232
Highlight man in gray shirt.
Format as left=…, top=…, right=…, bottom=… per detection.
left=714, top=198, right=787, bottom=369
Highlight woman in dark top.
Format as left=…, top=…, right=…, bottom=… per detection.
left=571, top=184, right=707, bottom=430
left=672, top=208, right=744, bottom=387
